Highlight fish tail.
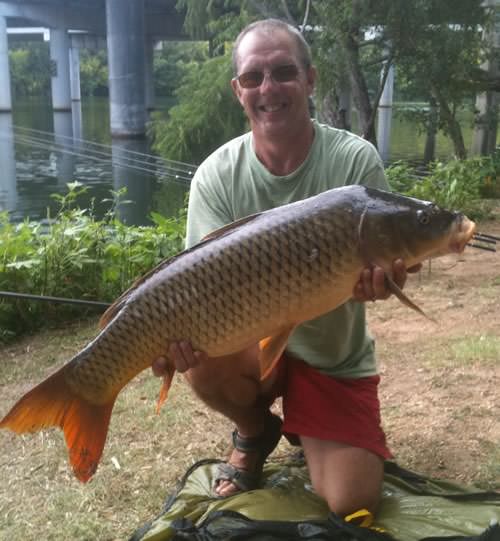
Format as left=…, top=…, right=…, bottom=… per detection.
left=0, top=366, right=116, bottom=483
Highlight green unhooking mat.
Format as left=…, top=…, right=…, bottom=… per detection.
left=129, top=458, right=500, bottom=541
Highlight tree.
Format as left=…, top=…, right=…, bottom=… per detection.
left=149, top=52, right=246, bottom=163
left=154, top=41, right=208, bottom=97
left=391, top=1, right=488, bottom=159
left=9, top=43, right=51, bottom=97
left=311, top=0, right=489, bottom=157
left=79, top=49, right=108, bottom=96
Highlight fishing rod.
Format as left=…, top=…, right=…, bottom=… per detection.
left=0, top=291, right=111, bottom=309
left=468, top=232, right=499, bottom=252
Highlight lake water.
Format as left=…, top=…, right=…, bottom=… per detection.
left=0, top=97, right=485, bottom=225
left=0, top=97, right=194, bottom=225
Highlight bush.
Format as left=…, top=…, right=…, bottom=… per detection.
left=0, top=183, right=186, bottom=342
left=385, top=161, right=420, bottom=194
left=387, top=155, right=499, bottom=220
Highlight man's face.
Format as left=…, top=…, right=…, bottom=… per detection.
left=231, top=30, right=315, bottom=139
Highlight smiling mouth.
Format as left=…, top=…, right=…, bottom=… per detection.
left=259, top=103, right=286, bottom=113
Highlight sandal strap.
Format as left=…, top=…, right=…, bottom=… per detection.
left=214, top=463, right=259, bottom=492
left=231, top=414, right=282, bottom=453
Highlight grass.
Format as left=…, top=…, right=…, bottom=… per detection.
left=0, top=319, right=234, bottom=541
left=450, top=335, right=500, bottom=366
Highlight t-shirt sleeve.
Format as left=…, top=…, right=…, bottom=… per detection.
left=353, top=142, right=389, bottom=191
left=185, top=163, right=233, bottom=248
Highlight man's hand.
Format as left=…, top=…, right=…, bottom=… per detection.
left=152, top=342, right=208, bottom=377
left=352, top=259, right=422, bottom=302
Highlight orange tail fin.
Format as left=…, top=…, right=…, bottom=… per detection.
left=0, top=366, right=116, bottom=483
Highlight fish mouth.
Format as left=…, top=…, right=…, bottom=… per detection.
left=449, top=215, right=476, bottom=253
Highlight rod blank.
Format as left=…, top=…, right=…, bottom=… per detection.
left=0, top=291, right=111, bottom=308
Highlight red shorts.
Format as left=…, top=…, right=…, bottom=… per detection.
left=273, top=357, right=392, bottom=460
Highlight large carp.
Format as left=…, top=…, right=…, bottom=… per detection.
left=0, top=186, right=476, bottom=482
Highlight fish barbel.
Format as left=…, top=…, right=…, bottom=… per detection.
left=0, top=186, right=476, bottom=481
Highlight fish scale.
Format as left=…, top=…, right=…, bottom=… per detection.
left=0, top=185, right=476, bottom=481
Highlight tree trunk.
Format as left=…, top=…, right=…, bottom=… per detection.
left=318, top=88, right=352, bottom=131
left=432, top=87, right=467, bottom=159
left=423, top=97, right=438, bottom=165
left=471, top=91, right=498, bottom=155
left=344, top=33, right=377, bottom=145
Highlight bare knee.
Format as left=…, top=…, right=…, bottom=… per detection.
left=302, top=437, right=384, bottom=517
left=183, top=347, right=263, bottom=409
left=319, top=479, right=382, bottom=518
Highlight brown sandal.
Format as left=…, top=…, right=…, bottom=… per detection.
left=213, top=414, right=283, bottom=495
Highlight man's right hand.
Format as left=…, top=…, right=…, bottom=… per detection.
left=152, top=342, right=208, bottom=376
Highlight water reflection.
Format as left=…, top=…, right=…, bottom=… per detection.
left=111, top=137, right=156, bottom=226
left=71, top=100, right=83, bottom=143
left=5, top=98, right=187, bottom=225
left=0, top=113, right=17, bottom=213
left=53, top=111, right=75, bottom=186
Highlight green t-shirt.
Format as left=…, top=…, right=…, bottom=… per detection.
left=185, top=120, right=389, bottom=378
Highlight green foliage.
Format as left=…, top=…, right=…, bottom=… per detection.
left=79, top=49, right=109, bottom=96
left=385, top=161, right=419, bottom=194
left=408, top=161, right=482, bottom=214
left=154, top=41, right=208, bottom=96
left=0, top=183, right=186, bottom=342
left=9, top=43, right=51, bottom=97
left=387, top=156, right=498, bottom=220
left=476, top=149, right=500, bottom=199
left=149, top=52, right=246, bottom=163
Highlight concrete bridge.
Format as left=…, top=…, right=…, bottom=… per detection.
left=0, top=0, right=186, bottom=137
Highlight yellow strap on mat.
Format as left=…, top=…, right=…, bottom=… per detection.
left=345, top=509, right=387, bottom=533
left=345, top=509, right=374, bottom=528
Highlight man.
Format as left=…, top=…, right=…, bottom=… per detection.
left=153, top=18, right=416, bottom=517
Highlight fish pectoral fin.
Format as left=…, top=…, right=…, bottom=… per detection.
left=156, top=365, right=176, bottom=414
left=0, top=365, right=116, bottom=483
left=384, top=273, right=436, bottom=323
left=259, top=326, right=296, bottom=381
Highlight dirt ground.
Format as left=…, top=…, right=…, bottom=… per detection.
left=372, top=219, right=500, bottom=487
left=0, top=216, right=499, bottom=540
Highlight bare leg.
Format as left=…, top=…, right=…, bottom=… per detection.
left=301, top=436, right=384, bottom=517
left=183, top=345, right=280, bottom=497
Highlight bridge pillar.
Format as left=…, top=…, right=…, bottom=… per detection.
left=0, top=113, right=17, bottom=212
left=69, top=42, right=81, bottom=101
left=106, top=0, right=147, bottom=137
left=145, top=38, right=155, bottom=111
left=0, top=16, right=12, bottom=111
left=49, top=27, right=72, bottom=111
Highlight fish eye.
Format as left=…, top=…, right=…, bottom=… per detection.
left=417, top=210, right=430, bottom=225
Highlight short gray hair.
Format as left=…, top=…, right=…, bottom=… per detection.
left=232, top=19, right=312, bottom=75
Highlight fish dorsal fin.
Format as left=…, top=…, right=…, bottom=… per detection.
left=259, top=325, right=296, bottom=380
left=201, top=212, right=263, bottom=241
left=98, top=255, right=184, bottom=329
left=384, top=272, right=436, bottom=322
left=99, top=213, right=264, bottom=329
left=99, top=296, right=127, bottom=329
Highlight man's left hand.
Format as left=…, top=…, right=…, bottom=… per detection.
left=353, top=259, right=422, bottom=302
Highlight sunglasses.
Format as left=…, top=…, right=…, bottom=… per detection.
left=233, top=64, right=300, bottom=89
